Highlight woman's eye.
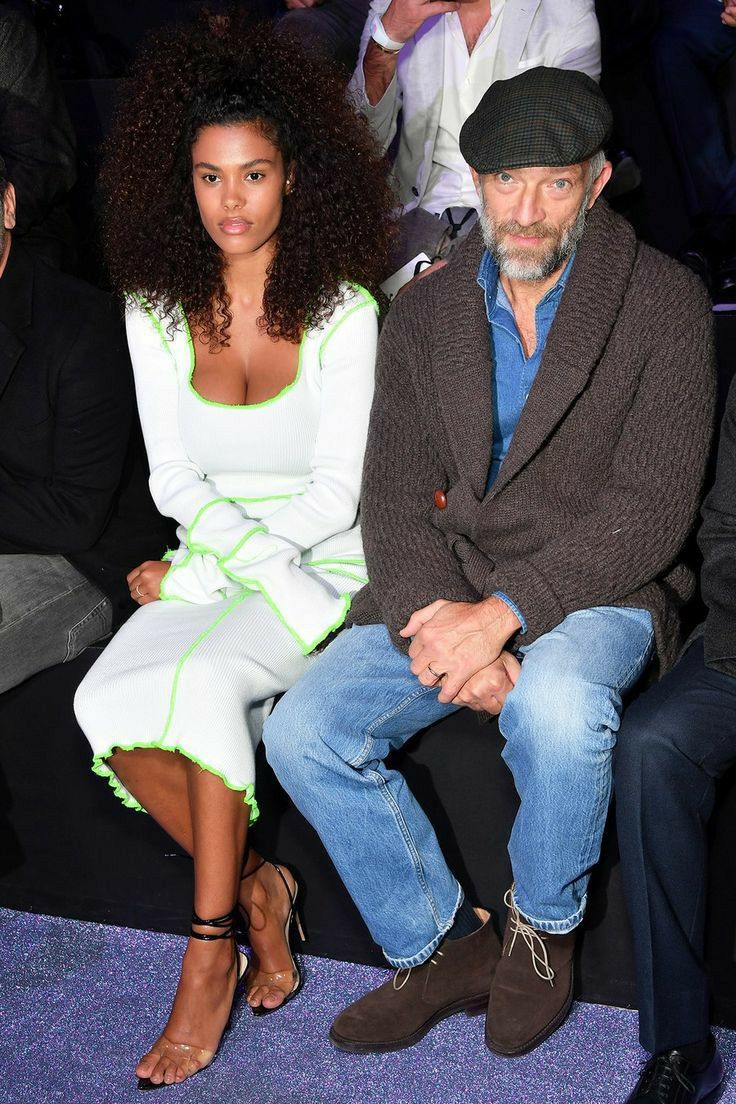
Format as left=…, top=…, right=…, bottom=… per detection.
left=202, top=173, right=219, bottom=184
left=246, top=172, right=264, bottom=182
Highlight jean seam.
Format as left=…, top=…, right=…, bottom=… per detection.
left=347, top=683, right=440, bottom=768
left=1, top=579, right=94, bottom=632
left=365, top=765, right=446, bottom=932
left=383, top=883, right=464, bottom=969
left=614, top=630, right=655, bottom=692
left=64, top=597, right=110, bottom=662
left=512, top=886, right=586, bottom=934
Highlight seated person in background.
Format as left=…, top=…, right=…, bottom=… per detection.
left=0, top=2, right=76, bottom=267
left=264, top=67, right=715, bottom=1059
left=613, top=381, right=736, bottom=1103
left=350, top=0, right=600, bottom=274
left=650, top=0, right=736, bottom=301
left=0, top=155, right=161, bottom=692
left=269, top=0, right=371, bottom=74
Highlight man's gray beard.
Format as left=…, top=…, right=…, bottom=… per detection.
left=479, top=195, right=589, bottom=282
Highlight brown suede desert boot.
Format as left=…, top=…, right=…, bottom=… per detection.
left=329, top=912, right=501, bottom=1053
left=485, top=890, right=577, bottom=1057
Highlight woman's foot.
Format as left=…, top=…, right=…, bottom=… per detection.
left=136, top=924, right=243, bottom=1088
left=239, top=857, right=301, bottom=1013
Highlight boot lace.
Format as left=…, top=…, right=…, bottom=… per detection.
left=392, top=948, right=445, bottom=991
left=503, top=889, right=555, bottom=986
left=637, top=1052, right=695, bottom=1103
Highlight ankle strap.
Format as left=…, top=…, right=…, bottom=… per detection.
left=190, top=907, right=237, bottom=941
left=240, top=858, right=267, bottom=882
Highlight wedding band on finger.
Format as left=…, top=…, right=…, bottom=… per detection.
left=135, top=584, right=144, bottom=598
left=427, top=664, right=444, bottom=680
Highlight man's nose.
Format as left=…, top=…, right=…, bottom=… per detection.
left=511, top=189, right=545, bottom=228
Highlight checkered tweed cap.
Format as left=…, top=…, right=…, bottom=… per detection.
left=459, top=67, right=613, bottom=174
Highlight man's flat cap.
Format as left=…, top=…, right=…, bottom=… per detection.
left=459, top=67, right=613, bottom=174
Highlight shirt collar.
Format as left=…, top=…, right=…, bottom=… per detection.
left=477, top=248, right=576, bottom=321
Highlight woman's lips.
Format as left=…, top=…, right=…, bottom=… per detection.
left=219, top=218, right=252, bottom=234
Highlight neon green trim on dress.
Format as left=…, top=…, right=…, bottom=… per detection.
left=318, top=293, right=378, bottom=361
left=186, top=495, right=267, bottom=557
left=312, top=567, right=368, bottom=585
left=308, top=556, right=367, bottom=567
left=217, top=563, right=351, bottom=655
left=91, top=589, right=261, bottom=824
left=181, top=310, right=307, bottom=410
left=92, top=751, right=260, bottom=824
left=130, top=293, right=176, bottom=359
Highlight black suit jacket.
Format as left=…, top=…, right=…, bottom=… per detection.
left=0, top=240, right=170, bottom=625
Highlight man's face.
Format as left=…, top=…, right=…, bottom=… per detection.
left=473, top=161, right=610, bottom=282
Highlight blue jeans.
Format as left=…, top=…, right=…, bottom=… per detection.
left=264, top=605, right=654, bottom=968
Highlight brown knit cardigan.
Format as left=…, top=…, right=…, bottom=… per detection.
left=350, top=200, right=716, bottom=672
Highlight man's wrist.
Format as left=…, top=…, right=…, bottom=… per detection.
left=480, top=594, right=522, bottom=639
left=492, top=591, right=527, bottom=635
left=370, top=14, right=405, bottom=51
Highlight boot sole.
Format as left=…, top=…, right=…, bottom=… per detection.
left=329, top=992, right=489, bottom=1054
left=485, top=971, right=574, bottom=1058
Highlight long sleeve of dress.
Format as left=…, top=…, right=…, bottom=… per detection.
left=125, top=291, right=377, bottom=652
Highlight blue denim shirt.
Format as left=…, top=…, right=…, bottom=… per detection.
left=477, top=249, right=575, bottom=632
left=478, top=248, right=575, bottom=491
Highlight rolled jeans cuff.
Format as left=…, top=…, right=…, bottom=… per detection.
left=512, top=887, right=587, bottom=935
left=382, top=882, right=464, bottom=969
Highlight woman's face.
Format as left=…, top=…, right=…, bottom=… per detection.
left=191, top=122, right=290, bottom=257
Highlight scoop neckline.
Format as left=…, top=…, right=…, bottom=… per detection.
left=180, top=308, right=306, bottom=411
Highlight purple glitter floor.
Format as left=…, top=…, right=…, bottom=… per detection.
left=1, top=908, right=735, bottom=1104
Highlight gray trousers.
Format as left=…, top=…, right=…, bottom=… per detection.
left=390, top=206, right=479, bottom=274
left=0, top=554, right=112, bottom=693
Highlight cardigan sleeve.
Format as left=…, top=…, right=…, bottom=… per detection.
left=355, top=297, right=480, bottom=640
left=126, top=299, right=360, bottom=651
left=477, top=309, right=716, bottom=641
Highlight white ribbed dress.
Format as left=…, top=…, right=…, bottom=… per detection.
left=74, top=284, right=378, bottom=821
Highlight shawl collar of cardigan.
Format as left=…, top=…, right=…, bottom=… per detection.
left=432, top=198, right=637, bottom=500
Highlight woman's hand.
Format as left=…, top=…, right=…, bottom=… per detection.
left=127, top=560, right=171, bottom=605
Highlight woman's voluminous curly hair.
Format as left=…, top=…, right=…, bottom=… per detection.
left=100, top=12, right=396, bottom=345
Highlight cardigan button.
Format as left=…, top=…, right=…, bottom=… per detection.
left=434, top=489, right=447, bottom=510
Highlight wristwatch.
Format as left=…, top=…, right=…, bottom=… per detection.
left=370, top=15, right=404, bottom=53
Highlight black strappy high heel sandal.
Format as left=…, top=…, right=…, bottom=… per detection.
left=137, top=907, right=248, bottom=1092
left=240, top=859, right=305, bottom=1017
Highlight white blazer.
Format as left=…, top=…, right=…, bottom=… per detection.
left=349, top=0, right=601, bottom=213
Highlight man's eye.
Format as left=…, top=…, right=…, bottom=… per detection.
left=553, top=179, right=569, bottom=190
left=498, top=173, right=512, bottom=183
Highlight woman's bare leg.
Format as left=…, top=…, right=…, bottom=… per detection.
left=134, top=761, right=249, bottom=1086
left=110, top=747, right=303, bottom=1014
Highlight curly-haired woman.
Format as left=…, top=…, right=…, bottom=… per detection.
left=74, top=14, right=393, bottom=1090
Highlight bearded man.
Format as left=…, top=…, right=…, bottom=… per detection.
left=263, top=68, right=715, bottom=1057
